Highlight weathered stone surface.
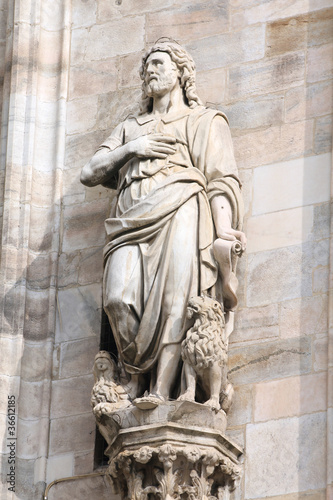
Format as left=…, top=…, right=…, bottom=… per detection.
left=119, top=52, right=143, bottom=89
left=26, top=251, right=58, bottom=290
left=314, top=334, right=328, bottom=372
left=247, top=489, right=326, bottom=500
left=97, top=0, right=174, bottom=21
left=18, top=380, right=51, bottom=420
left=58, top=251, right=80, bottom=288
left=234, top=120, right=314, bottom=170
left=196, top=68, right=227, bottom=106
left=266, top=8, right=333, bottom=57
left=254, top=372, right=327, bottom=422
left=307, top=7, right=333, bottom=47
left=59, top=337, right=99, bottom=379
left=314, top=114, right=333, bottom=155
left=31, top=169, right=59, bottom=208
left=16, top=417, right=49, bottom=459
left=238, top=168, right=252, bottom=216
left=47, top=472, right=114, bottom=500
left=313, top=266, right=329, bottom=294
left=231, top=0, right=333, bottom=29
left=228, top=52, right=305, bottom=100
left=69, top=58, right=118, bottom=99
left=78, top=247, right=103, bottom=285
left=55, top=284, right=102, bottom=343
left=71, top=0, right=96, bottom=28
left=71, top=17, right=145, bottom=65
left=186, top=25, right=265, bottom=72
left=22, top=289, right=56, bottom=340
left=231, top=325, right=279, bottom=345
left=46, top=453, right=74, bottom=484
left=245, top=413, right=327, bottom=498
left=223, top=93, right=284, bottom=131
left=252, top=153, right=331, bottom=215
left=50, top=375, right=94, bottom=418
left=29, top=205, right=60, bottom=253
left=20, top=341, right=53, bottom=382
left=62, top=199, right=108, bottom=252
left=65, top=129, right=108, bottom=170
left=49, top=413, right=96, bottom=455
left=228, top=337, right=312, bottom=385
left=285, top=81, right=333, bottom=123
left=62, top=167, right=85, bottom=206
left=227, top=384, right=253, bottom=427
left=280, top=294, right=328, bottom=338
left=246, top=245, right=312, bottom=307
left=146, top=3, right=229, bottom=44
left=96, top=88, right=141, bottom=132
left=247, top=206, right=313, bottom=253
left=307, top=42, right=333, bottom=83
left=66, top=96, right=98, bottom=135
left=235, top=304, right=278, bottom=331
left=74, top=450, right=94, bottom=475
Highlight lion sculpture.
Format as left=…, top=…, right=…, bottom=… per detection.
left=91, top=351, right=131, bottom=418
left=179, top=296, right=233, bottom=412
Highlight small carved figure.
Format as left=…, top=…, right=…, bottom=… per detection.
left=179, top=295, right=233, bottom=412
left=91, top=351, right=131, bottom=416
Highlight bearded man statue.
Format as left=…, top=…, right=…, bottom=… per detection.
left=81, top=39, right=246, bottom=406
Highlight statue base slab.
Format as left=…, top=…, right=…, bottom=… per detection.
left=98, top=401, right=243, bottom=500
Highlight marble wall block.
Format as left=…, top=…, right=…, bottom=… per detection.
left=50, top=375, right=94, bottom=419
left=234, top=120, right=314, bottom=169
left=245, top=413, right=327, bottom=498
left=228, top=337, right=312, bottom=386
left=49, top=413, right=96, bottom=455
left=231, top=0, right=333, bottom=29
left=186, top=25, right=265, bottom=72
left=252, top=153, right=331, bottom=215
left=55, top=283, right=102, bottom=343
left=254, top=372, right=327, bottom=422
left=228, top=52, right=305, bottom=101
left=146, top=3, right=229, bottom=44
left=71, top=16, right=145, bottom=65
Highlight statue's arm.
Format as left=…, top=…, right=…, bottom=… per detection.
left=80, top=143, right=135, bottom=187
left=206, top=115, right=246, bottom=250
left=80, top=132, right=177, bottom=187
left=211, top=195, right=246, bottom=251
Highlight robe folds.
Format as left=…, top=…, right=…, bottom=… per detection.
left=101, top=106, right=243, bottom=375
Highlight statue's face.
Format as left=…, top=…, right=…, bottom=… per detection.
left=144, top=51, right=180, bottom=98
left=96, top=359, right=111, bottom=372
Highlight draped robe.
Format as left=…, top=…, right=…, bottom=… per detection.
left=100, top=106, right=243, bottom=375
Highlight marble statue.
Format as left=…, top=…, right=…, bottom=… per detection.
left=81, top=39, right=246, bottom=409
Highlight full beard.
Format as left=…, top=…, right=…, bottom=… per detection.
left=145, top=74, right=177, bottom=97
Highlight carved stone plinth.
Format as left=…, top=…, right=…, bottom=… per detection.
left=98, top=401, right=243, bottom=500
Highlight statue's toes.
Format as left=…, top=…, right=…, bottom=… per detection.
left=204, top=398, right=221, bottom=412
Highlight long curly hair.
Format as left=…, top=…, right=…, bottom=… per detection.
left=139, top=38, right=203, bottom=114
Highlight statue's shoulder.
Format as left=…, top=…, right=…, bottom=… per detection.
left=189, top=105, right=229, bottom=124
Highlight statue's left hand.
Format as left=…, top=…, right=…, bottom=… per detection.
left=217, top=227, right=247, bottom=252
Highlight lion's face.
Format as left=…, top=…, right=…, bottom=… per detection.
left=187, top=296, right=224, bottom=323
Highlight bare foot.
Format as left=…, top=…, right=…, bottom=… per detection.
left=178, top=390, right=195, bottom=402
left=204, top=397, right=220, bottom=411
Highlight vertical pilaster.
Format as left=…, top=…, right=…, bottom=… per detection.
left=0, top=1, right=71, bottom=498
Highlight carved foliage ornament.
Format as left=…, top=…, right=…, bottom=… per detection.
left=109, top=444, right=241, bottom=500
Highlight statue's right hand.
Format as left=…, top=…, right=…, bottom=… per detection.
left=128, top=134, right=177, bottom=159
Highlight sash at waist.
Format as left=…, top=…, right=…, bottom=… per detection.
left=103, top=168, right=207, bottom=264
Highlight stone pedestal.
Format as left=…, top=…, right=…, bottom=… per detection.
left=97, top=401, right=243, bottom=500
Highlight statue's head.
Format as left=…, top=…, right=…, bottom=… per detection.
left=93, top=350, right=117, bottom=381
left=139, top=38, right=202, bottom=114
